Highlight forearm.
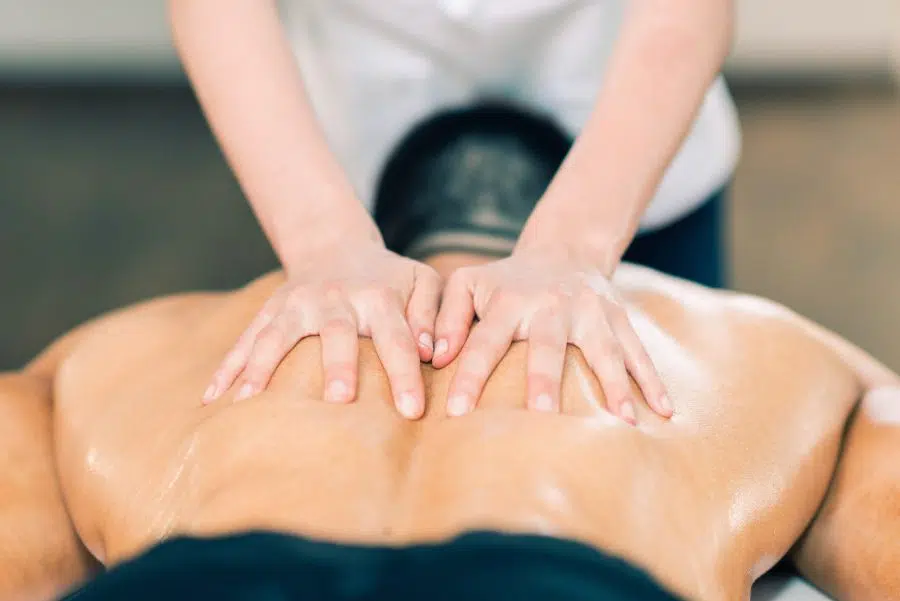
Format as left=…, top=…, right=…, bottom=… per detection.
left=169, top=0, right=380, bottom=267
left=520, top=0, right=734, bottom=274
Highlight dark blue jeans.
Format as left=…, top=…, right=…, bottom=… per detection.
left=624, top=188, right=728, bottom=289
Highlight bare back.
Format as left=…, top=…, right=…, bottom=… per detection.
left=53, top=266, right=861, bottom=601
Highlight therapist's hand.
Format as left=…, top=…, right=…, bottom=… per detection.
left=203, top=242, right=442, bottom=420
left=431, top=249, right=671, bottom=423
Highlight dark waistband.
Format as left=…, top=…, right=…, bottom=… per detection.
left=62, top=530, right=683, bottom=601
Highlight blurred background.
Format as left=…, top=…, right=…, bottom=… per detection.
left=0, top=0, right=898, bottom=369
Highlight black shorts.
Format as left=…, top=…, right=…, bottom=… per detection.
left=61, top=530, right=682, bottom=601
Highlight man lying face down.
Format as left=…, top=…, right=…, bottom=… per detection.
left=2, top=109, right=899, bottom=601
left=1, top=255, right=898, bottom=601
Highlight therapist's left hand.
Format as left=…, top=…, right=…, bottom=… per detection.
left=431, top=249, right=672, bottom=423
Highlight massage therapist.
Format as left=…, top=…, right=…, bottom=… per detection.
left=169, top=0, right=741, bottom=422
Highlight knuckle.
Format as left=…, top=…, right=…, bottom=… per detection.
left=600, top=370, right=631, bottom=396
left=605, top=390, right=630, bottom=410
left=576, top=286, right=600, bottom=304
left=242, top=358, right=272, bottom=383
left=257, top=293, right=287, bottom=322
left=256, top=305, right=278, bottom=324
left=420, top=264, right=442, bottom=285
left=536, top=293, right=565, bottom=317
left=474, top=327, right=503, bottom=349
left=269, top=310, right=301, bottom=338
left=604, top=362, right=631, bottom=388
left=465, top=324, right=495, bottom=349
left=411, top=288, right=440, bottom=317
left=527, top=372, right=559, bottom=395
left=451, top=375, right=480, bottom=398
left=582, top=291, right=608, bottom=312
left=392, top=332, right=419, bottom=357
left=625, top=358, right=652, bottom=384
left=322, top=282, right=346, bottom=304
left=634, top=362, right=662, bottom=390
left=285, top=287, right=313, bottom=310
left=606, top=303, right=630, bottom=326
left=490, top=288, right=513, bottom=307
left=245, top=352, right=277, bottom=376
left=548, top=282, right=572, bottom=302
left=604, top=344, right=626, bottom=365
left=460, top=350, right=492, bottom=379
left=385, top=368, right=419, bottom=394
left=324, top=363, right=357, bottom=383
left=321, top=318, right=355, bottom=338
left=376, top=327, right=417, bottom=359
left=407, top=318, right=431, bottom=337
left=535, top=309, right=567, bottom=335
left=485, top=296, right=515, bottom=321
left=253, top=329, right=289, bottom=362
left=594, top=342, right=625, bottom=368
left=221, top=346, right=248, bottom=371
left=528, top=364, right=562, bottom=388
left=359, top=286, right=396, bottom=311
left=529, top=333, right=561, bottom=354
left=629, top=346, right=655, bottom=369
left=448, top=266, right=471, bottom=284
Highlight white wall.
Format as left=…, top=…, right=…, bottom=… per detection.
left=0, top=1, right=178, bottom=78
left=0, top=0, right=896, bottom=79
left=729, top=0, right=899, bottom=75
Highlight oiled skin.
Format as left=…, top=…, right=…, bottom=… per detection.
left=49, top=264, right=874, bottom=601
left=0, top=329, right=98, bottom=601
left=793, top=389, right=900, bottom=601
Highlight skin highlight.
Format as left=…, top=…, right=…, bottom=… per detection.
left=0, top=257, right=889, bottom=600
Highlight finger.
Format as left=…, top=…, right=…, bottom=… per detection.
left=204, top=293, right=284, bottom=403
left=433, top=269, right=475, bottom=369
left=610, top=308, right=671, bottom=417
left=319, top=302, right=359, bottom=404
left=526, top=309, right=568, bottom=413
left=369, top=305, right=426, bottom=420
left=407, top=265, right=442, bottom=363
left=234, top=309, right=312, bottom=402
left=446, top=307, right=518, bottom=417
left=573, top=309, right=637, bottom=425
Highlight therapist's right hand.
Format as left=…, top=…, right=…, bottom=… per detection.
left=202, top=242, right=442, bottom=420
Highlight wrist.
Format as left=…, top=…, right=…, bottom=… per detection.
left=517, top=195, right=630, bottom=277
left=275, top=205, right=384, bottom=273
left=515, top=229, right=623, bottom=277
left=517, top=159, right=644, bottom=277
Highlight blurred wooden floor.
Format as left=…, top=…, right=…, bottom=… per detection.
left=731, top=83, right=900, bottom=370
left=1, top=83, right=898, bottom=370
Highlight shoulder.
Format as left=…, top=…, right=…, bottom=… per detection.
left=614, top=263, right=795, bottom=322
left=615, top=263, right=866, bottom=390
left=53, top=272, right=284, bottom=395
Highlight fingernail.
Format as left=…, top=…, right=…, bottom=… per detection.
left=398, top=393, right=420, bottom=419
left=327, top=380, right=349, bottom=403
left=447, top=394, right=470, bottom=417
left=434, top=339, right=449, bottom=358
left=620, top=401, right=636, bottom=425
left=659, top=394, right=673, bottom=415
left=418, top=332, right=434, bottom=352
left=534, top=393, right=554, bottom=413
left=235, top=383, right=256, bottom=402
left=202, top=383, right=219, bottom=404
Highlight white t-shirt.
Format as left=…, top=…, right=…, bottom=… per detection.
left=280, top=0, right=741, bottom=231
